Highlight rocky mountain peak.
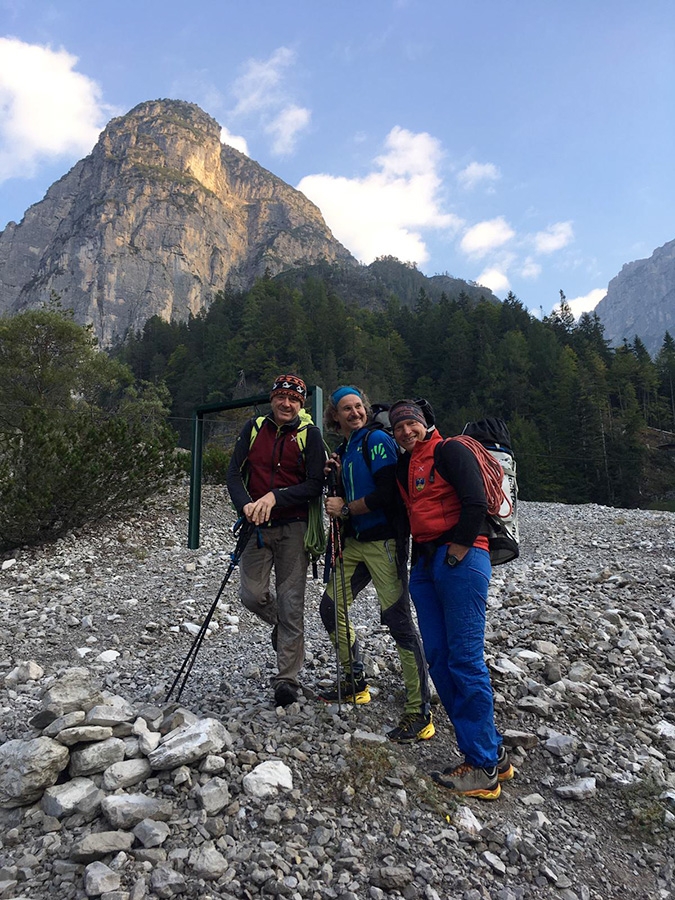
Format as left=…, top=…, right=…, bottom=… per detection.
left=0, top=99, right=355, bottom=347
left=595, top=238, right=675, bottom=356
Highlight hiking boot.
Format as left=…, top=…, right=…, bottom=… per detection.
left=497, top=745, right=514, bottom=782
left=442, top=747, right=514, bottom=782
left=387, top=711, right=435, bottom=743
left=274, top=682, right=298, bottom=708
left=271, top=624, right=278, bottom=651
left=319, top=675, right=370, bottom=704
left=431, top=761, right=501, bottom=800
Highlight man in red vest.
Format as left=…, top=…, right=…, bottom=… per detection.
left=227, top=375, right=325, bottom=707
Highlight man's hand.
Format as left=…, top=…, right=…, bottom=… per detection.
left=325, top=496, right=346, bottom=519
left=243, top=492, right=277, bottom=525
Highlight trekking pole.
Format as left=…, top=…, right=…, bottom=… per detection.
left=334, top=516, right=357, bottom=708
left=326, top=466, right=345, bottom=709
left=328, top=512, right=343, bottom=710
left=166, top=517, right=255, bottom=703
left=327, top=465, right=357, bottom=709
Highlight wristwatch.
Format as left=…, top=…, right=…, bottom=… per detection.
left=340, top=503, right=350, bottom=518
left=445, top=554, right=460, bottom=568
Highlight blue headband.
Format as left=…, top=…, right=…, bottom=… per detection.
left=331, top=385, right=362, bottom=406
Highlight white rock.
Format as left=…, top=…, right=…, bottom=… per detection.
left=72, top=831, right=135, bottom=862
left=482, top=850, right=506, bottom=875
left=133, top=818, right=171, bottom=848
left=567, top=661, right=595, bottom=683
left=4, top=660, right=44, bottom=686
left=56, top=725, right=114, bottom=746
left=454, top=805, right=482, bottom=835
left=147, top=718, right=232, bottom=770
left=138, top=729, right=161, bottom=755
left=102, top=758, right=152, bottom=791
left=102, top=793, right=173, bottom=829
left=96, top=649, right=120, bottom=663
left=520, top=793, right=546, bottom=806
left=43, top=710, right=86, bottom=737
left=544, top=733, right=579, bottom=757
left=352, top=729, right=387, bottom=743
left=42, top=777, right=102, bottom=819
left=188, top=843, right=229, bottom=880
left=242, top=760, right=293, bottom=798
left=555, top=777, right=597, bottom=800
left=657, top=720, right=675, bottom=739
left=492, top=657, right=526, bottom=676
left=0, top=736, right=70, bottom=808
left=195, top=776, right=230, bottom=814
left=69, top=737, right=125, bottom=777
left=40, top=667, right=103, bottom=715
left=84, top=861, right=120, bottom=896
left=85, top=704, right=135, bottom=726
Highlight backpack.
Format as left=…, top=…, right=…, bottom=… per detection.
left=459, top=417, right=520, bottom=565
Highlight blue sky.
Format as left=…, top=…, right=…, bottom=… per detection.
left=1, top=0, right=673, bottom=318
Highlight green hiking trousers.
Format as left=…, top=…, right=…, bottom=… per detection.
left=320, top=536, right=430, bottom=714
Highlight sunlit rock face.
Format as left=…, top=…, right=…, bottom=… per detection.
left=0, top=99, right=355, bottom=347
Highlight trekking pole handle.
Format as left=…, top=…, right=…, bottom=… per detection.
left=326, top=460, right=339, bottom=496
left=232, top=516, right=245, bottom=535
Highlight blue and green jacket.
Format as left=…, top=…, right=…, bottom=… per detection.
left=338, top=426, right=400, bottom=542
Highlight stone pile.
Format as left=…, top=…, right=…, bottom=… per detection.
left=0, top=487, right=674, bottom=900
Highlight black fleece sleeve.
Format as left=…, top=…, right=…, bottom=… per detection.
left=272, top=425, right=326, bottom=507
left=364, top=461, right=399, bottom=518
left=434, top=439, right=488, bottom=547
left=225, top=420, right=255, bottom=514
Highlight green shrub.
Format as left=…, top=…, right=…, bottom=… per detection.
left=202, top=445, right=232, bottom=484
left=0, top=306, right=182, bottom=551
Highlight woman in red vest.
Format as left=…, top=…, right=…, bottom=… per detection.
left=389, top=400, right=514, bottom=800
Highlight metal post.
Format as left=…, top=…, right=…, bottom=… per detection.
left=311, top=385, right=324, bottom=436
left=187, top=411, right=204, bottom=550
left=186, top=387, right=323, bottom=549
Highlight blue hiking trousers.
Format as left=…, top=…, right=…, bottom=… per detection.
left=410, top=545, right=501, bottom=768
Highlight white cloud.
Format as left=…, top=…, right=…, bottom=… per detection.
left=460, top=217, right=515, bottom=257
left=534, top=221, right=574, bottom=254
left=230, top=46, right=310, bottom=156
left=231, top=46, right=296, bottom=116
left=457, top=161, right=500, bottom=190
left=297, top=126, right=461, bottom=265
left=220, top=126, right=249, bottom=156
left=476, top=267, right=510, bottom=295
left=566, top=288, right=606, bottom=319
left=520, top=258, right=542, bottom=279
left=265, top=104, right=311, bottom=156
left=0, top=36, right=112, bottom=182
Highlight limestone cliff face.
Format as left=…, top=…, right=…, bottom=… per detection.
left=0, top=100, right=355, bottom=346
left=594, top=238, right=675, bottom=356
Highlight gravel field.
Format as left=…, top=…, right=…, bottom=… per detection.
left=0, top=483, right=674, bottom=900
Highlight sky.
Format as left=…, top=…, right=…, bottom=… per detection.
left=1, top=1, right=674, bottom=319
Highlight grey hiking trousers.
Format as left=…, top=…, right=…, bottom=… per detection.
left=238, top=520, right=308, bottom=689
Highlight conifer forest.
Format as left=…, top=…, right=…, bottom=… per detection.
left=117, top=273, right=675, bottom=510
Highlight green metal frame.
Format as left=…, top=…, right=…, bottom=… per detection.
left=187, top=386, right=324, bottom=549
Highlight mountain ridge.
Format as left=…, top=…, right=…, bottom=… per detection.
left=0, top=99, right=356, bottom=346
